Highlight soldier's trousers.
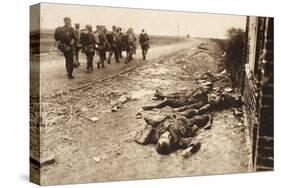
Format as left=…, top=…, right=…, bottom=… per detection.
left=118, top=45, right=123, bottom=58
left=85, top=51, right=94, bottom=70
left=63, top=50, right=74, bottom=77
left=108, top=48, right=120, bottom=63
left=125, top=49, right=134, bottom=63
left=141, top=45, right=149, bottom=60
left=98, top=49, right=106, bottom=68
left=74, top=47, right=81, bottom=66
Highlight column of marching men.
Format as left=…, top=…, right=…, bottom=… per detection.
left=54, top=17, right=151, bottom=79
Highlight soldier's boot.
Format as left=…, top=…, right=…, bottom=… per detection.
left=125, top=56, right=130, bottom=64
left=75, top=55, right=80, bottom=67
left=144, top=50, right=148, bottom=60
left=85, top=64, right=91, bottom=72
left=101, top=60, right=105, bottom=68
left=97, top=63, right=100, bottom=69
left=90, top=66, right=93, bottom=72
left=115, top=56, right=120, bottom=63
left=76, top=53, right=80, bottom=67
left=107, top=57, right=111, bottom=64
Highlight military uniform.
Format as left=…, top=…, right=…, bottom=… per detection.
left=55, top=17, right=77, bottom=79
left=125, top=28, right=137, bottom=63
left=135, top=113, right=209, bottom=154
left=116, top=28, right=123, bottom=58
left=139, top=30, right=150, bottom=60
left=107, top=26, right=120, bottom=64
left=81, top=25, right=95, bottom=72
left=95, top=27, right=107, bottom=69
left=74, top=23, right=81, bottom=67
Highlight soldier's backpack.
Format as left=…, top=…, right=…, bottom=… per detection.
left=139, top=33, right=149, bottom=42
left=105, top=32, right=114, bottom=43
left=80, top=29, right=91, bottom=46
left=120, top=34, right=129, bottom=50
left=139, top=33, right=146, bottom=42
left=54, top=26, right=70, bottom=43
left=105, top=32, right=118, bottom=50
left=95, top=32, right=107, bottom=50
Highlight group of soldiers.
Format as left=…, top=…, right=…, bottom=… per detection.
left=54, top=17, right=150, bottom=79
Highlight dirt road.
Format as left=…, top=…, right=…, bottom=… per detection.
left=39, top=41, right=192, bottom=97
left=37, top=39, right=251, bottom=185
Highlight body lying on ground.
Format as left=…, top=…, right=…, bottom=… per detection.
left=135, top=113, right=209, bottom=155
left=135, top=85, right=242, bottom=155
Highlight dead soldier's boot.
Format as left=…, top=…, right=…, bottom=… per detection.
left=182, top=142, right=201, bottom=158
left=189, top=115, right=210, bottom=128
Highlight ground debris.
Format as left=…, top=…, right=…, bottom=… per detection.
left=197, top=43, right=209, bottom=50
left=111, top=95, right=130, bottom=112
left=233, top=108, right=243, bottom=117
left=89, top=117, right=100, bottom=122
left=93, top=157, right=102, bottom=162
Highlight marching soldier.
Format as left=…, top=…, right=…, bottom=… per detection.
left=95, top=25, right=107, bottom=69
left=116, top=27, right=123, bottom=58
left=107, top=25, right=120, bottom=64
left=125, top=28, right=137, bottom=64
left=74, top=23, right=81, bottom=67
left=80, top=25, right=95, bottom=72
left=139, top=29, right=150, bottom=60
left=131, top=29, right=137, bottom=56
left=54, top=17, right=77, bottom=79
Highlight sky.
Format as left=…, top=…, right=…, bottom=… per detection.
left=32, top=3, right=247, bottom=39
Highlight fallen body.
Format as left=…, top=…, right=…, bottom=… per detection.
left=135, top=86, right=242, bottom=155
left=135, top=113, right=210, bottom=155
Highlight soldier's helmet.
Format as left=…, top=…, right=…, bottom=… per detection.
left=63, top=17, right=71, bottom=24
left=126, top=28, right=132, bottom=34
left=86, top=24, right=92, bottom=31
left=75, top=23, right=80, bottom=28
left=112, top=25, right=117, bottom=30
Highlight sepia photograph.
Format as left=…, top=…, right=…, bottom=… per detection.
left=29, top=3, right=274, bottom=186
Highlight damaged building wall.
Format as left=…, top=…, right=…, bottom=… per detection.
left=243, top=16, right=273, bottom=171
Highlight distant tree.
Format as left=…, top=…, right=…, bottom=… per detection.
left=224, top=27, right=246, bottom=87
